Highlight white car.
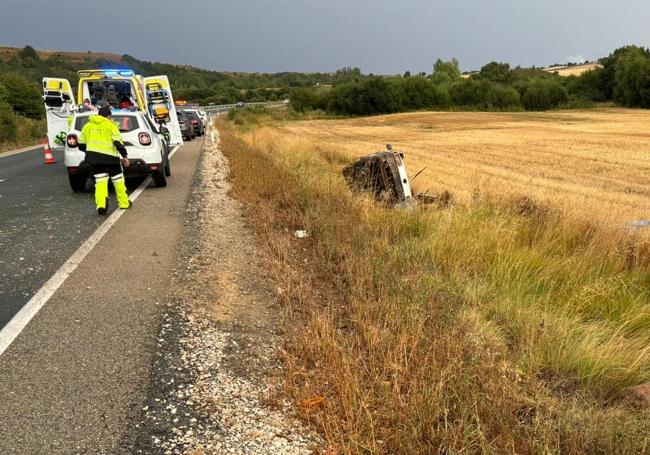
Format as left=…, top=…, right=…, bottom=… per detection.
left=64, top=110, right=171, bottom=192
left=194, top=109, right=208, bottom=127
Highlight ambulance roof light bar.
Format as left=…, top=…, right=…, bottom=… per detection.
left=77, top=69, right=135, bottom=78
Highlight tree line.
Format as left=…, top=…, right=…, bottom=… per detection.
left=0, top=45, right=341, bottom=143
left=2, top=44, right=650, bottom=144
left=291, top=45, right=650, bottom=115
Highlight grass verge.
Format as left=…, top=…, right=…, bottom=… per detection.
left=0, top=116, right=45, bottom=153
left=218, top=118, right=649, bottom=454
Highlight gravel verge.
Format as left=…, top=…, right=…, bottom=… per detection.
left=120, top=128, right=322, bottom=455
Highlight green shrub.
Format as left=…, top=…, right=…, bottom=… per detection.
left=0, top=74, right=44, bottom=119
left=517, top=79, right=569, bottom=110
left=0, top=101, right=17, bottom=142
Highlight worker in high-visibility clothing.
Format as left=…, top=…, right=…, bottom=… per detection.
left=78, top=106, right=131, bottom=215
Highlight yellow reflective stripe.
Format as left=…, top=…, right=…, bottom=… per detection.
left=85, top=139, right=116, bottom=149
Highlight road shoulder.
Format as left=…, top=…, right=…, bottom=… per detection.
left=0, top=139, right=203, bottom=454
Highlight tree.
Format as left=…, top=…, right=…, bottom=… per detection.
left=402, top=76, right=435, bottom=109
left=517, top=79, right=568, bottom=110
left=18, top=45, right=40, bottom=61
left=478, top=62, right=513, bottom=84
left=0, top=99, right=17, bottom=142
left=290, top=88, right=321, bottom=112
left=0, top=74, right=43, bottom=119
left=599, top=46, right=650, bottom=100
left=612, top=47, right=650, bottom=107
left=565, top=68, right=607, bottom=102
left=432, top=58, right=461, bottom=84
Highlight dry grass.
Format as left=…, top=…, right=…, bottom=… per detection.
left=0, top=46, right=123, bottom=64
left=219, top=110, right=650, bottom=454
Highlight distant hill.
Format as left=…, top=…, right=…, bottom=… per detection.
left=543, top=62, right=602, bottom=77
left=0, top=46, right=124, bottom=64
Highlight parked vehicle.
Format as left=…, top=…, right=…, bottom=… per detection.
left=65, top=110, right=171, bottom=191
left=183, top=110, right=205, bottom=136
left=196, top=109, right=208, bottom=128
left=177, top=111, right=194, bottom=141
left=43, top=69, right=184, bottom=151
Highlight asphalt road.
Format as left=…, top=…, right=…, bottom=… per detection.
left=0, top=138, right=203, bottom=453
left=0, top=147, right=138, bottom=328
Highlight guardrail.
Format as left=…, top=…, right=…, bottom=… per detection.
left=198, top=100, right=289, bottom=115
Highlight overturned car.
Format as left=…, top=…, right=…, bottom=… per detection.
left=342, top=145, right=416, bottom=207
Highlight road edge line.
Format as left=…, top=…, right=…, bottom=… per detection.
left=0, top=144, right=182, bottom=357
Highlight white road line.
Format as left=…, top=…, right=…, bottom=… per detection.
left=0, top=144, right=182, bottom=357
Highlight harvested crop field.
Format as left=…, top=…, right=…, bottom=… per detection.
left=279, top=108, right=650, bottom=223
left=543, top=62, right=603, bottom=76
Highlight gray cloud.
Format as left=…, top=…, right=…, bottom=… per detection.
left=1, top=0, right=649, bottom=73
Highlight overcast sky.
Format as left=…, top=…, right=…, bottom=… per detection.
left=1, top=0, right=649, bottom=74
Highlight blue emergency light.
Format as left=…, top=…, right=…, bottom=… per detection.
left=77, top=69, right=135, bottom=78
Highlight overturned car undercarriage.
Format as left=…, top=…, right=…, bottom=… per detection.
left=342, top=145, right=437, bottom=207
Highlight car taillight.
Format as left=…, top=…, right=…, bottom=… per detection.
left=139, top=132, right=152, bottom=146
left=191, top=119, right=198, bottom=124
left=67, top=134, right=78, bottom=148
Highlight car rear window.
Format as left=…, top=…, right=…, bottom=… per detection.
left=75, top=115, right=140, bottom=133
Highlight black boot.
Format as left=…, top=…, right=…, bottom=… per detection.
left=97, top=198, right=109, bottom=216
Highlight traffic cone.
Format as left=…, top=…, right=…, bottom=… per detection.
left=43, top=139, right=57, bottom=165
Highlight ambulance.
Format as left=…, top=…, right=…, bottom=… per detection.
left=42, top=69, right=183, bottom=151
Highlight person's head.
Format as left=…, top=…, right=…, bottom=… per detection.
left=98, top=106, right=112, bottom=118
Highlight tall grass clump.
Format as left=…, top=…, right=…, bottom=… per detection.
left=219, top=120, right=650, bottom=454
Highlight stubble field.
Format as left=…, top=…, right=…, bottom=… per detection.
left=279, top=108, right=650, bottom=223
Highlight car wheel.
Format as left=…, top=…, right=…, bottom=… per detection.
left=69, top=174, right=87, bottom=192
left=152, top=169, right=167, bottom=187
left=164, top=156, right=171, bottom=177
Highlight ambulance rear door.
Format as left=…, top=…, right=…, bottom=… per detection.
left=42, top=78, right=76, bottom=151
left=143, top=76, right=183, bottom=146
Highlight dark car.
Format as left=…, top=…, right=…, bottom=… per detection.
left=184, top=110, right=205, bottom=136
left=177, top=111, right=194, bottom=141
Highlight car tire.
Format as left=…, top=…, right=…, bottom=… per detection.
left=164, top=157, right=171, bottom=177
left=69, top=174, right=87, bottom=192
left=152, top=169, right=167, bottom=187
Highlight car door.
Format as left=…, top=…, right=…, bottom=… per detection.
left=143, top=76, right=183, bottom=146
left=42, top=78, right=76, bottom=150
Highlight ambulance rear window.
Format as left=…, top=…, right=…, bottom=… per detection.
left=75, top=115, right=140, bottom=133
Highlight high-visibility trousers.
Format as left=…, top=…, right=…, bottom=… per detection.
left=93, top=164, right=130, bottom=210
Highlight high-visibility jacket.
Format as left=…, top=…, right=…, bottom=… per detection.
left=78, top=115, right=124, bottom=158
